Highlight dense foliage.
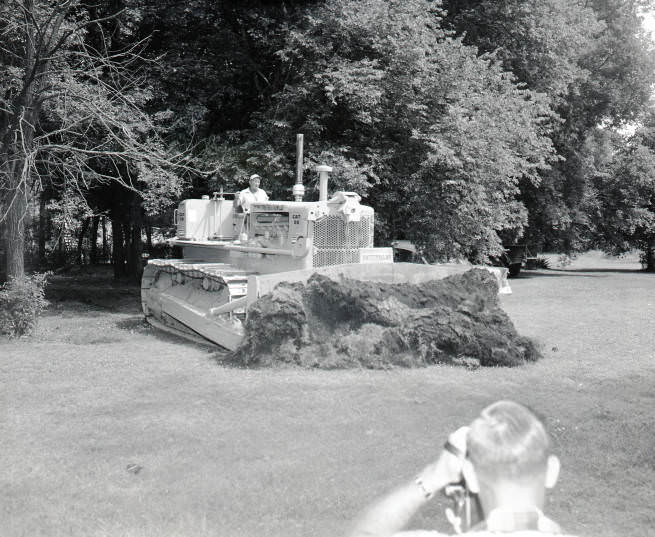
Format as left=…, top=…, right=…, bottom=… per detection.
left=0, top=0, right=189, bottom=281
left=248, top=0, right=558, bottom=260
left=139, top=0, right=655, bottom=262
left=443, top=0, right=655, bottom=252
left=144, top=0, right=560, bottom=261
left=2, top=0, right=655, bottom=280
left=589, top=114, right=655, bottom=271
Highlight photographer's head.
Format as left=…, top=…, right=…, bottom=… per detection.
left=461, top=401, right=560, bottom=512
left=348, top=400, right=568, bottom=537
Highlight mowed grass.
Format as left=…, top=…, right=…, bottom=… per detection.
left=1, top=252, right=654, bottom=537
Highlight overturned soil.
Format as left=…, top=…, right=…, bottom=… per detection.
left=229, top=268, right=541, bottom=369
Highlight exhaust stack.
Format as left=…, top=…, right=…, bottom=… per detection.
left=316, top=165, right=333, bottom=202
left=293, top=134, right=305, bottom=202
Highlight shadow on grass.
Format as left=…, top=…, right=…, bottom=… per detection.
left=138, top=318, right=220, bottom=351
left=117, top=316, right=217, bottom=348
left=43, top=305, right=106, bottom=318
left=45, top=285, right=141, bottom=313
left=510, top=270, right=604, bottom=279
left=513, top=268, right=647, bottom=279
left=115, top=316, right=151, bottom=331
left=557, top=268, right=648, bottom=274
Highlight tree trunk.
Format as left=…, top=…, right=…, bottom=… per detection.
left=5, top=173, right=27, bottom=280
left=102, top=216, right=108, bottom=260
left=1, top=0, right=51, bottom=280
left=645, top=239, right=655, bottom=272
left=125, top=198, right=143, bottom=283
left=38, top=192, right=47, bottom=266
left=145, top=219, right=153, bottom=250
left=89, top=215, right=100, bottom=264
left=76, top=217, right=90, bottom=264
left=56, top=228, right=65, bottom=266
left=2, top=102, right=34, bottom=280
left=0, top=222, right=5, bottom=282
left=111, top=218, right=126, bottom=278
left=125, top=223, right=143, bottom=283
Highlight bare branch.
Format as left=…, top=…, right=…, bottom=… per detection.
left=48, top=6, right=127, bottom=59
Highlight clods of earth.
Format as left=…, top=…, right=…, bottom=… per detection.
left=228, top=269, right=541, bottom=369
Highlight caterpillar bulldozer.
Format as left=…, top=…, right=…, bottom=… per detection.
left=141, top=165, right=511, bottom=350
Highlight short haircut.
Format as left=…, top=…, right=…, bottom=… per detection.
left=466, top=401, right=550, bottom=483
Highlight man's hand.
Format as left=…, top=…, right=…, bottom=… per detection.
left=415, top=426, right=469, bottom=497
left=348, top=426, right=470, bottom=537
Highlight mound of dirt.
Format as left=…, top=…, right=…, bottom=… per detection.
left=229, top=268, right=541, bottom=369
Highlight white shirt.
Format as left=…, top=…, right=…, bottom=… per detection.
left=238, top=187, right=268, bottom=212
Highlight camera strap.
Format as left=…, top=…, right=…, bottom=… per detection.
left=443, top=439, right=465, bottom=459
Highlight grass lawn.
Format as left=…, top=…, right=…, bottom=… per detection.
left=1, top=251, right=654, bottom=537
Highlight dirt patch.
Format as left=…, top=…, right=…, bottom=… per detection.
left=229, top=268, right=541, bottom=368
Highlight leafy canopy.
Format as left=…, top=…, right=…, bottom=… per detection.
left=195, top=0, right=557, bottom=261
left=590, top=111, right=655, bottom=269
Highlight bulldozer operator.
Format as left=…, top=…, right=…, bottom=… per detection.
left=234, top=174, right=269, bottom=213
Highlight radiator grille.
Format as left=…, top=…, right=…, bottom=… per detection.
left=314, top=215, right=373, bottom=249
left=313, top=214, right=374, bottom=267
left=313, top=249, right=361, bottom=267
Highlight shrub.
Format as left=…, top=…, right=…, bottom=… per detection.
left=534, top=256, right=551, bottom=269
left=0, top=273, right=50, bottom=338
left=526, top=256, right=551, bottom=270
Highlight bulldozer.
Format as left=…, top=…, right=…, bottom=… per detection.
left=141, top=163, right=511, bottom=351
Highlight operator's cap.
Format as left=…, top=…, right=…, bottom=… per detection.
left=250, top=174, right=261, bottom=181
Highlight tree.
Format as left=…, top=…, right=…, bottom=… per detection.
left=71, top=0, right=654, bottom=267
left=591, top=114, right=655, bottom=271
left=0, top=0, right=185, bottom=281
left=442, top=0, right=655, bottom=253
left=443, top=0, right=602, bottom=105
left=187, top=0, right=557, bottom=262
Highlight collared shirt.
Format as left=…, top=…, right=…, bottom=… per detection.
left=238, top=187, right=268, bottom=211
left=394, top=509, right=575, bottom=537
left=469, top=508, right=564, bottom=534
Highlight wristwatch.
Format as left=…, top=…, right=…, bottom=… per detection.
left=415, top=476, right=435, bottom=500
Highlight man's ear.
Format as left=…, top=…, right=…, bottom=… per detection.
left=545, top=455, right=560, bottom=489
left=462, top=460, right=480, bottom=494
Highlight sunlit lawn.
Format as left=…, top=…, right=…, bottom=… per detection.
left=1, top=252, right=653, bottom=537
